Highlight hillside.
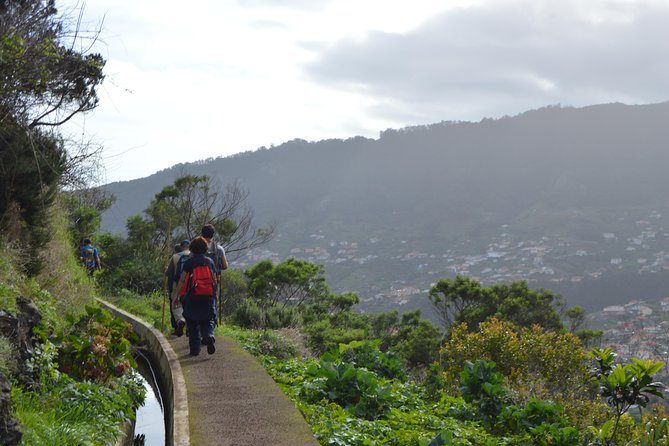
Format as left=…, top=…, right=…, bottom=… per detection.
left=101, top=101, right=669, bottom=316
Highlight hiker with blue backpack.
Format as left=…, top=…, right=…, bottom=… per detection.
left=79, top=238, right=101, bottom=276
left=173, top=236, right=219, bottom=356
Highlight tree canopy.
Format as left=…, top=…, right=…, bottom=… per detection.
left=138, top=175, right=274, bottom=259
left=0, top=0, right=105, bottom=274
left=429, top=275, right=565, bottom=331
left=0, top=0, right=104, bottom=128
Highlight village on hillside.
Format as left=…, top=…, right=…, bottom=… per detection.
left=238, top=210, right=669, bottom=310
left=590, top=297, right=669, bottom=368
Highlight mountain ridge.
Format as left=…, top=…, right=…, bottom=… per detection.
left=101, top=101, right=669, bottom=316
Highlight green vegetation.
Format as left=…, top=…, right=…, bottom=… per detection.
left=1, top=14, right=654, bottom=439
left=101, top=228, right=669, bottom=445
left=0, top=2, right=147, bottom=439
left=0, top=221, right=145, bottom=443
left=95, top=174, right=274, bottom=295
left=429, top=275, right=566, bottom=331
left=13, top=341, right=144, bottom=445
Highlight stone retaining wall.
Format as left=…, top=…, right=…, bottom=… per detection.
left=99, top=299, right=190, bottom=446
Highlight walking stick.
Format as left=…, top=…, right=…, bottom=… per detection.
left=161, top=276, right=168, bottom=333
left=217, top=275, right=223, bottom=326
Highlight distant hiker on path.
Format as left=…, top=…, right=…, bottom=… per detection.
left=174, top=236, right=218, bottom=356
left=79, top=238, right=101, bottom=276
left=201, top=224, right=228, bottom=324
left=165, top=240, right=190, bottom=335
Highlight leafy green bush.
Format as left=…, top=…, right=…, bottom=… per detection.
left=96, top=232, right=164, bottom=295
left=304, top=319, right=367, bottom=355
left=440, top=318, right=601, bottom=428
left=303, top=358, right=394, bottom=420
left=55, top=305, right=138, bottom=382
left=231, top=299, right=264, bottom=328
left=265, top=303, right=301, bottom=329
left=14, top=340, right=145, bottom=445
left=394, top=319, right=442, bottom=368
left=220, top=268, right=248, bottom=316
left=459, top=360, right=506, bottom=428
left=326, top=340, right=407, bottom=381
left=498, top=399, right=579, bottom=445
left=590, top=348, right=666, bottom=445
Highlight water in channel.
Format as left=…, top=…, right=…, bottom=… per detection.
left=133, top=350, right=166, bottom=446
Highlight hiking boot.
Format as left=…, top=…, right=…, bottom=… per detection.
left=189, top=350, right=199, bottom=356
left=204, top=337, right=215, bottom=355
left=175, top=320, right=185, bottom=337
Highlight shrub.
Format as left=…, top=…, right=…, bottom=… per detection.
left=302, top=358, right=394, bottom=420
left=230, top=299, right=265, bottom=328
left=220, top=268, right=248, bottom=316
left=221, top=325, right=299, bottom=360
left=459, top=360, right=506, bottom=428
left=327, top=340, right=407, bottom=381
left=55, top=305, right=137, bottom=382
left=304, top=317, right=369, bottom=355
left=440, top=318, right=598, bottom=427
left=265, top=304, right=301, bottom=329
left=14, top=340, right=145, bottom=445
left=394, top=319, right=442, bottom=368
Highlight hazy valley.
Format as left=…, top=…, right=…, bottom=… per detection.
left=102, top=101, right=669, bottom=320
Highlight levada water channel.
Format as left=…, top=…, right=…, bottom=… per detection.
left=127, top=348, right=166, bottom=446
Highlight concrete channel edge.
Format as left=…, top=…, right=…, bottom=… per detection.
left=98, top=299, right=190, bottom=446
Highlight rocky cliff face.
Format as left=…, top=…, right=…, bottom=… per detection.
left=0, top=296, right=43, bottom=445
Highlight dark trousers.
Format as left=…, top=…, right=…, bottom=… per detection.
left=186, top=318, right=215, bottom=354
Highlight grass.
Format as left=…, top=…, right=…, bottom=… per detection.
left=13, top=389, right=123, bottom=446
left=0, top=202, right=98, bottom=333
left=105, top=289, right=170, bottom=333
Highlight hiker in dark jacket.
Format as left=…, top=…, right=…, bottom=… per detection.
left=165, top=240, right=190, bottom=335
left=173, top=236, right=217, bottom=356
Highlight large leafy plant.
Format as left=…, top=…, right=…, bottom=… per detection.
left=303, top=357, right=393, bottom=420
left=459, top=359, right=506, bottom=428
left=328, top=340, right=407, bottom=381
left=590, top=347, right=665, bottom=445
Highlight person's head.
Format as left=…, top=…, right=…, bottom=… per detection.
left=173, top=244, right=182, bottom=254
left=189, top=236, right=208, bottom=255
left=83, top=238, right=92, bottom=245
left=180, top=239, right=190, bottom=250
left=201, top=224, right=215, bottom=240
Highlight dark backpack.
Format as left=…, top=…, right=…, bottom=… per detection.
left=179, top=259, right=215, bottom=299
left=206, top=241, right=222, bottom=275
left=173, top=252, right=190, bottom=283
left=82, top=246, right=96, bottom=267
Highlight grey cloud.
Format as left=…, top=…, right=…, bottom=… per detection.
left=249, top=19, right=288, bottom=30
left=236, top=0, right=329, bottom=11
left=304, top=1, right=669, bottom=123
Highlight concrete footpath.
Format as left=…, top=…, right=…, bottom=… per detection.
left=169, top=335, right=320, bottom=446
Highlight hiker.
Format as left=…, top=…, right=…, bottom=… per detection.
left=201, top=224, right=228, bottom=275
left=201, top=224, right=228, bottom=323
left=174, top=236, right=217, bottom=356
left=165, top=240, right=190, bottom=335
left=79, top=238, right=101, bottom=276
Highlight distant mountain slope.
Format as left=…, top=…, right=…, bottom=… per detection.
left=102, top=101, right=669, bottom=314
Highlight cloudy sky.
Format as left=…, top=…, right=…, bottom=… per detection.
left=62, top=0, right=669, bottom=183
